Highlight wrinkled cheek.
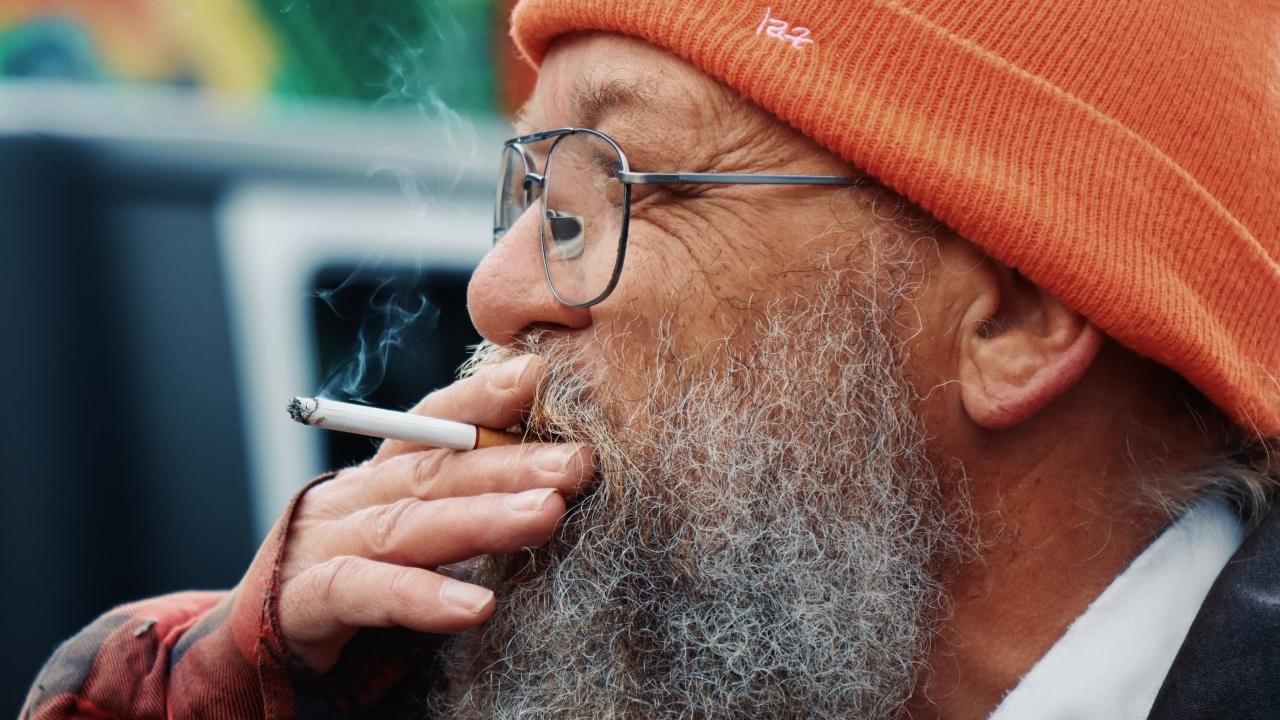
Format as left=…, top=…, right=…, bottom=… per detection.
left=621, top=206, right=766, bottom=299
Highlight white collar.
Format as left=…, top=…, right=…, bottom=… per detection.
left=988, top=498, right=1245, bottom=720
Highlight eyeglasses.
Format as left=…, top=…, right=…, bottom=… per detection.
left=495, top=127, right=860, bottom=308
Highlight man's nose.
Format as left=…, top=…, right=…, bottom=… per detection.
left=467, top=208, right=593, bottom=346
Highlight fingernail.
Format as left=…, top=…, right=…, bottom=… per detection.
left=440, top=581, right=493, bottom=614
left=489, top=355, right=534, bottom=392
left=535, top=444, right=577, bottom=473
left=505, top=487, right=558, bottom=512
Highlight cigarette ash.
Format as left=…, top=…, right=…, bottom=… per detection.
left=286, top=397, right=319, bottom=424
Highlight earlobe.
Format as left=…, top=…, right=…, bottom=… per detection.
left=958, top=273, right=1104, bottom=430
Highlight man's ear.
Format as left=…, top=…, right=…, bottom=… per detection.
left=958, top=264, right=1103, bottom=430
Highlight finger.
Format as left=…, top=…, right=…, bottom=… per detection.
left=310, top=442, right=595, bottom=514
left=419, top=353, right=541, bottom=424
left=311, top=488, right=567, bottom=570
left=374, top=354, right=544, bottom=462
left=280, top=556, right=495, bottom=672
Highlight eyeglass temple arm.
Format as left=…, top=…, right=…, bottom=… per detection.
left=616, top=171, right=859, bottom=186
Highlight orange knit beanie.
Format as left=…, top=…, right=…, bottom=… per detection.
left=509, top=0, right=1280, bottom=437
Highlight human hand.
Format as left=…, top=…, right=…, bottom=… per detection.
left=270, top=355, right=593, bottom=671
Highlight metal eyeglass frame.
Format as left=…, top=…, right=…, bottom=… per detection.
left=495, top=126, right=860, bottom=308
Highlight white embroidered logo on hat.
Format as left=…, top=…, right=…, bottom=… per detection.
left=756, top=7, right=813, bottom=50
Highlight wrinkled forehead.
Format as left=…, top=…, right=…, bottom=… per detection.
left=517, top=33, right=719, bottom=129
left=514, top=33, right=807, bottom=163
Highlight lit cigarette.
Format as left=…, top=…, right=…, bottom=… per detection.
left=287, top=397, right=523, bottom=450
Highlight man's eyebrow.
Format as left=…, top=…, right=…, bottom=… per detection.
left=513, top=74, right=658, bottom=136
left=567, top=76, right=653, bottom=129
left=512, top=103, right=536, bottom=136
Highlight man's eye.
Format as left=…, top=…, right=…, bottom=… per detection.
left=546, top=210, right=586, bottom=259
left=630, top=182, right=703, bottom=207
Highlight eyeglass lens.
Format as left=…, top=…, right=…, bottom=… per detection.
left=495, top=132, right=627, bottom=307
left=496, top=144, right=533, bottom=241
left=539, top=132, right=626, bottom=306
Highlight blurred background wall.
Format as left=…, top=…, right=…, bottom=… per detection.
left=1, top=0, right=533, bottom=711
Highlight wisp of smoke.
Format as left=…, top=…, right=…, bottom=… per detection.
left=306, top=1, right=486, bottom=402
left=366, top=0, right=480, bottom=210
left=314, top=272, right=440, bottom=402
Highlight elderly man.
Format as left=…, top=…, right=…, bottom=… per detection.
left=23, top=0, right=1279, bottom=718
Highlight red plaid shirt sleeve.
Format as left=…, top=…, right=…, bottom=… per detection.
left=21, top=475, right=432, bottom=720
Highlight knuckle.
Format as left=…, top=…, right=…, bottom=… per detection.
left=314, top=555, right=362, bottom=603
left=386, top=567, right=425, bottom=608
left=408, top=451, right=451, bottom=497
left=362, top=498, right=418, bottom=556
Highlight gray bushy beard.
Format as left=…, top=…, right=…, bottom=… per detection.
left=428, top=266, right=968, bottom=719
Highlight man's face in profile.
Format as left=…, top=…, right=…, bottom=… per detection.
left=439, top=33, right=971, bottom=719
